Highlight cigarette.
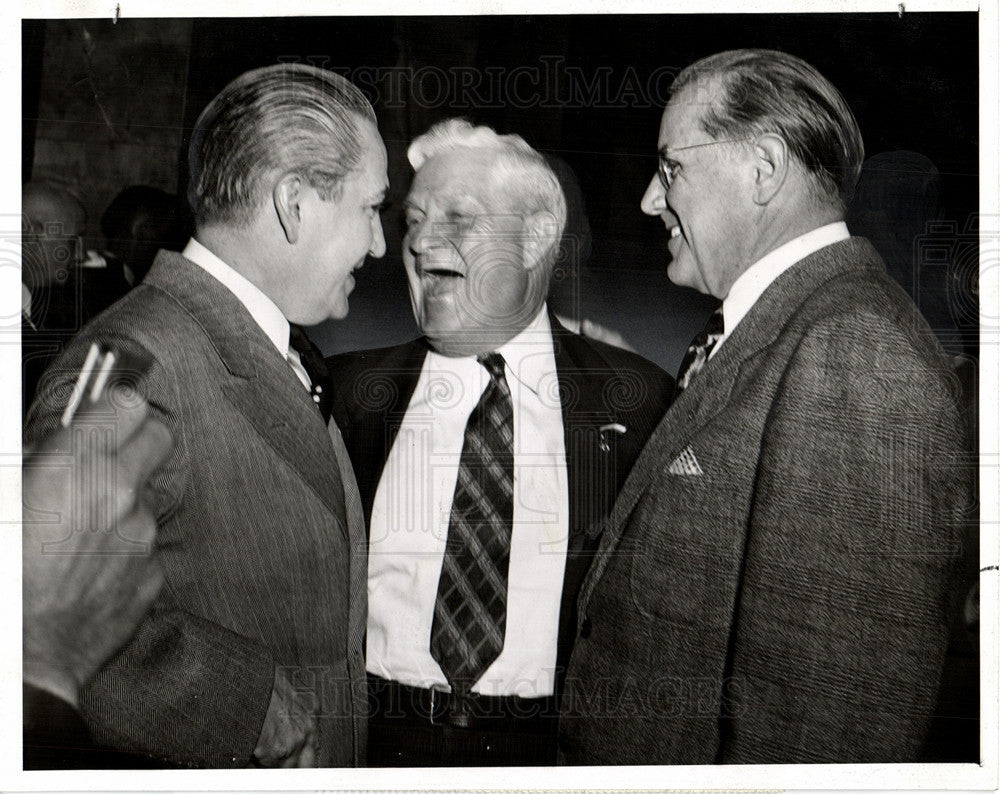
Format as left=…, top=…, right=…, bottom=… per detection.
left=88, top=350, right=117, bottom=403
left=59, top=343, right=101, bottom=427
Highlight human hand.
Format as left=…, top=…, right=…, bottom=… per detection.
left=22, top=374, right=172, bottom=708
left=252, top=667, right=319, bottom=768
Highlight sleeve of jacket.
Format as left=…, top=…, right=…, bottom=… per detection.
left=719, top=311, right=973, bottom=763
left=24, top=332, right=275, bottom=768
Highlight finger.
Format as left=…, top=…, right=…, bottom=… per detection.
left=116, top=417, right=173, bottom=493
left=71, top=384, right=151, bottom=450
left=92, top=555, right=163, bottom=659
left=295, top=740, right=317, bottom=768
left=115, top=499, right=160, bottom=550
left=130, top=551, right=165, bottom=610
left=276, top=737, right=305, bottom=768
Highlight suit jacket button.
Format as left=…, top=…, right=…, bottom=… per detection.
left=580, top=617, right=592, bottom=639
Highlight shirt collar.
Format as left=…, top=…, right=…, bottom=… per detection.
left=425, top=304, right=555, bottom=397
left=182, top=237, right=291, bottom=357
left=497, top=306, right=555, bottom=397
left=722, top=221, right=850, bottom=340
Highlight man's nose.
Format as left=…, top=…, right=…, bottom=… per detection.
left=640, top=174, right=667, bottom=216
left=369, top=215, right=386, bottom=258
left=407, top=219, right=449, bottom=258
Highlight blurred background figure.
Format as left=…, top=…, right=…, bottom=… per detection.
left=846, top=151, right=970, bottom=355
left=22, top=181, right=89, bottom=416
left=22, top=180, right=86, bottom=312
left=23, top=378, right=172, bottom=768
left=100, top=185, right=190, bottom=287
left=21, top=182, right=191, bottom=417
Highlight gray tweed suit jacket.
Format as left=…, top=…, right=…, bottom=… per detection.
left=558, top=237, right=973, bottom=764
left=25, top=250, right=368, bottom=768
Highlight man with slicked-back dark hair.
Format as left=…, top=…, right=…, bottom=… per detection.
left=26, top=63, right=389, bottom=768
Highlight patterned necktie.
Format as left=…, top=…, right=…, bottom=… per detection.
left=288, top=324, right=332, bottom=423
left=674, top=307, right=725, bottom=396
left=430, top=353, right=515, bottom=702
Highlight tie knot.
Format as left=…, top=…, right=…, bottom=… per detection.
left=476, top=352, right=506, bottom=381
left=705, top=307, right=725, bottom=337
left=288, top=323, right=313, bottom=356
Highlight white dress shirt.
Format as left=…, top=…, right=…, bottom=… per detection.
left=713, top=222, right=850, bottom=357
left=182, top=238, right=310, bottom=390
left=366, top=307, right=570, bottom=698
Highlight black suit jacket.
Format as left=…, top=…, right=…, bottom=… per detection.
left=328, top=313, right=674, bottom=688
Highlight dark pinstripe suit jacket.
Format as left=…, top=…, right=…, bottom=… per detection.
left=328, top=313, right=675, bottom=699
left=559, top=237, right=973, bottom=764
left=25, top=251, right=368, bottom=768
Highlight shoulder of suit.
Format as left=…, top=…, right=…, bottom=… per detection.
left=327, top=338, right=426, bottom=375
left=327, top=338, right=428, bottom=417
left=564, top=331, right=676, bottom=392
left=785, top=258, right=953, bottom=378
left=792, top=247, right=929, bottom=336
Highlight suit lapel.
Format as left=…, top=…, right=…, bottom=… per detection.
left=582, top=238, right=886, bottom=602
left=371, top=340, right=427, bottom=471
left=550, top=314, right=623, bottom=540
left=144, top=252, right=345, bottom=525
left=339, top=339, right=427, bottom=524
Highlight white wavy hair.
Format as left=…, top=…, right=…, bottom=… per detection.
left=407, top=118, right=568, bottom=267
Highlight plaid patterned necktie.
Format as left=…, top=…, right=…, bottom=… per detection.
left=430, top=352, right=514, bottom=701
left=288, top=324, right=332, bottom=423
left=674, top=308, right=725, bottom=396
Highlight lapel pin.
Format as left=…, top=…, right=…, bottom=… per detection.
left=598, top=422, right=627, bottom=452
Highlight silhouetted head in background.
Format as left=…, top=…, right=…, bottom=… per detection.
left=101, top=185, right=190, bottom=285
left=22, top=181, right=86, bottom=290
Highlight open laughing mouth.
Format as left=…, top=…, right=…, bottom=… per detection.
left=422, top=267, right=464, bottom=279
left=420, top=266, right=465, bottom=298
left=668, top=225, right=681, bottom=240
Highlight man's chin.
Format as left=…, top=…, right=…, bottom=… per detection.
left=421, top=321, right=465, bottom=356
left=666, top=257, right=710, bottom=295
left=318, top=299, right=351, bottom=324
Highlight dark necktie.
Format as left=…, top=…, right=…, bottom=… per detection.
left=430, top=353, right=515, bottom=707
left=674, top=307, right=725, bottom=397
left=288, top=324, right=332, bottom=423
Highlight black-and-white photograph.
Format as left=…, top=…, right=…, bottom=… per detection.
left=5, top=2, right=996, bottom=790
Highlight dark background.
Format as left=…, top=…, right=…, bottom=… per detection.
left=22, top=13, right=981, bottom=763
left=23, top=13, right=979, bottom=371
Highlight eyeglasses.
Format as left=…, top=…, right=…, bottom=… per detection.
left=657, top=137, right=756, bottom=189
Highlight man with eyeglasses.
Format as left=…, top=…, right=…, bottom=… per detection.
left=328, top=118, right=673, bottom=766
left=557, top=49, right=972, bottom=764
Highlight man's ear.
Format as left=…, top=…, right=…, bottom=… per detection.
left=273, top=173, right=304, bottom=244
left=521, top=211, right=559, bottom=270
left=751, top=133, right=789, bottom=205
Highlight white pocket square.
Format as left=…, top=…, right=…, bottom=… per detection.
left=667, top=445, right=703, bottom=476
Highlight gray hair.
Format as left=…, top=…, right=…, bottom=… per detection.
left=672, top=49, right=864, bottom=209
left=408, top=118, right=568, bottom=264
left=188, top=63, right=377, bottom=227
